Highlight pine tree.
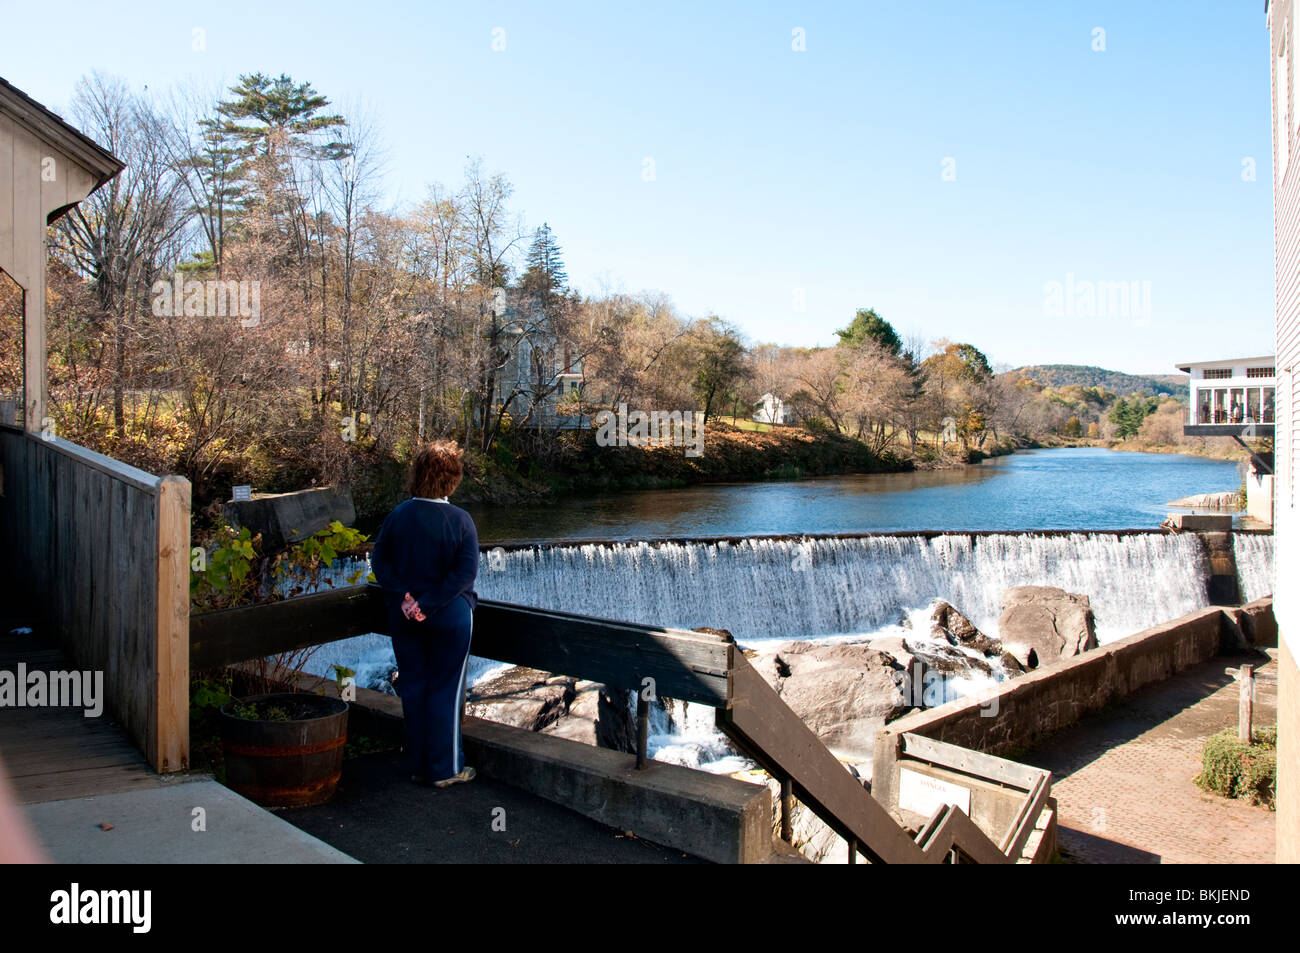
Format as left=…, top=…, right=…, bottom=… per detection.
left=520, top=223, right=568, bottom=311
left=835, top=307, right=902, bottom=355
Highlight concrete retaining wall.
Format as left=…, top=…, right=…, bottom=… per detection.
left=291, top=673, right=775, bottom=864
left=872, top=601, right=1274, bottom=809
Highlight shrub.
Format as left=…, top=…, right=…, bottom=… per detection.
left=1195, top=727, right=1277, bottom=808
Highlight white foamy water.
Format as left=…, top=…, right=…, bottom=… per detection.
left=1233, top=534, right=1276, bottom=603
left=297, top=531, right=1274, bottom=770
left=474, top=532, right=1230, bottom=643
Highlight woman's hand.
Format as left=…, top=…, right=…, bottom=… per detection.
left=401, top=592, right=426, bottom=622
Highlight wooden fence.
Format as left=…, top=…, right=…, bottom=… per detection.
left=0, top=424, right=190, bottom=772
left=191, top=582, right=1041, bottom=863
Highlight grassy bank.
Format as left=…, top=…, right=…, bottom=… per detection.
left=450, top=421, right=909, bottom=510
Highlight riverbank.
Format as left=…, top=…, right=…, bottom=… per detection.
left=451, top=422, right=910, bottom=509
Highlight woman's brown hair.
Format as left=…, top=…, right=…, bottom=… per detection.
left=410, top=440, right=464, bottom=499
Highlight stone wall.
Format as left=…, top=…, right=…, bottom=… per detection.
left=872, top=601, right=1273, bottom=809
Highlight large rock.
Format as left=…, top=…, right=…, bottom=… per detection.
left=465, top=667, right=572, bottom=731
left=543, top=680, right=637, bottom=753
left=998, top=586, right=1098, bottom=669
left=749, top=642, right=905, bottom=760
left=466, top=666, right=636, bottom=753
left=223, top=485, right=356, bottom=553
left=927, top=600, right=1002, bottom=656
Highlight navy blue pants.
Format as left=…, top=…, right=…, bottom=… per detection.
left=389, top=595, right=474, bottom=782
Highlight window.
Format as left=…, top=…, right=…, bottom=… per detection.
left=1203, top=368, right=1232, bottom=380
left=1247, top=366, right=1275, bottom=378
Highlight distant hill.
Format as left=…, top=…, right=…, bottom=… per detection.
left=1011, top=364, right=1185, bottom=397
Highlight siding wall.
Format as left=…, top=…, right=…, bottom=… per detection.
left=1269, top=0, right=1300, bottom=862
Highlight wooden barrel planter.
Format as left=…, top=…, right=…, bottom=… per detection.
left=219, top=693, right=349, bottom=808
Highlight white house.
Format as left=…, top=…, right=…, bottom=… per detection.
left=753, top=393, right=786, bottom=425
left=1176, top=356, right=1276, bottom=525
left=490, top=297, right=586, bottom=430
left=1175, top=356, right=1277, bottom=430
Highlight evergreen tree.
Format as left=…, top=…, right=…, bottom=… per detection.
left=835, top=307, right=902, bottom=355
left=520, top=223, right=568, bottom=309
left=216, top=72, right=350, bottom=162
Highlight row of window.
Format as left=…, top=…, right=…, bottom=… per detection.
left=1194, top=385, right=1275, bottom=425
left=1200, top=367, right=1275, bottom=379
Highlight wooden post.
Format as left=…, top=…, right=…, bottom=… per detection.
left=848, top=837, right=858, bottom=864
left=635, top=694, right=649, bottom=769
left=155, top=475, right=191, bottom=772
left=780, top=777, right=793, bottom=843
left=1238, top=664, right=1254, bottom=742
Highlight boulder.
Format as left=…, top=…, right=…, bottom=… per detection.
left=465, top=667, right=574, bottom=732
left=997, top=586, right=1098, bottom=669
left=749, top=642, right=905, bottom=760
left=543, top=680, right=637, bottom=753
left=926, top=599, right=1004, bottom=656
left=864, top=636, right=916, bottom=674
left=467, top=666, right=637, bottom=753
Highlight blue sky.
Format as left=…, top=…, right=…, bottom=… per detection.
left=0, top=1, right=1276, bottom=374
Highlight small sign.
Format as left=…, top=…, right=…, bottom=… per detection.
left=898, top=767, right=972, bottom=818
left=231, top=485, right=252, bottom=502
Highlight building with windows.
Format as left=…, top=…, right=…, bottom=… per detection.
left=490, top=300, right=586, bottom=430
left=1176, top=357, right=1277, bottom=432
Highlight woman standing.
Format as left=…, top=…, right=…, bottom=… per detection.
left=369, top=441, right=479, bottom=787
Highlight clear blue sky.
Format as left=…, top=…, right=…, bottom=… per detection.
left=0, top=0, right=1276, bottom=374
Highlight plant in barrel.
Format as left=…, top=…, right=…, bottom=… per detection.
left=191, top=519, right=368, bottom=806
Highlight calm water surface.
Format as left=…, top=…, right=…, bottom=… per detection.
left=464, top=448, right=1243, bottom=542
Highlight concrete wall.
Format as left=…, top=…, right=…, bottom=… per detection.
left=873, top=604, right=1262, bottom=806
left=296, top=672, right=776, bottom=864
left=1248, top=472, right=1274, bottom=525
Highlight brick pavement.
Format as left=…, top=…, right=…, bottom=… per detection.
left=1021, top=652, right=1277, bottom=864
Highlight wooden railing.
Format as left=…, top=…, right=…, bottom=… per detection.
left=191, top=582, right=1049, bottom=863
left=0, top=425, right=190, bottom=772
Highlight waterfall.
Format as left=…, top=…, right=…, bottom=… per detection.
left=475, top=532, right=1242, bottom=644
left=1233, top=534, right=1276, bottom=603
left=302, top=530, right=1274, bottom=774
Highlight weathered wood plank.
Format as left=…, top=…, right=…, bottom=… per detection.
left=719, top=654, right=926, bottom=864
left=155, top=476, right=191, bottom=772
left=901, top=732, right=1043, bottom=790
left=918, top=804, right=1011, bottom=864
left=0, top=430, right=178, bottom=773
left=189, top=586, right=734, bottom=706
left=999, top=773, right=1051, bottom=859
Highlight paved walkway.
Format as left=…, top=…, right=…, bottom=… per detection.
left=279, top=750, right=705, bottom=864
left=1022, top=652, right=1277, bottom=864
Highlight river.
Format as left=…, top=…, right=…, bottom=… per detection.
left=463, top=447, right=1246, bottom=542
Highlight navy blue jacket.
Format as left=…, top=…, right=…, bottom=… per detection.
left=369, top=498, right=479, bottom=628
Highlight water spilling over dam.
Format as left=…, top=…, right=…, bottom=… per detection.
left=473, top=531, right=1273, bottom=644
left=307, top=530, right=1274, bottom=705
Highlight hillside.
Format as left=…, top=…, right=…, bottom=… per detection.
left=1012, top=364, right=1186, bottom=397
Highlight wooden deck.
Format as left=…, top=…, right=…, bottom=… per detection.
left=0, top=629, right=161, bottom=805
